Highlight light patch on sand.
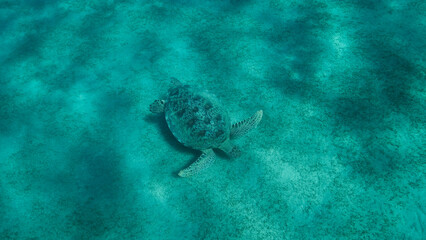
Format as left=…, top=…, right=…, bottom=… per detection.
left=162, top=37, right=199, bottom=80
left=299, top=101, right=320, bottom=118
left=257, top=148, right=301, bottom=184
left=332, top=33, right=349, bottom=57
left=234, top=38, right=269, bottom=80
left=67, top=83, right=98, bottom=117
left=71, top=92, right=94, bottom=113
left=387, top=0, right=404, bottom=10
left=278, top=162, right=302, bottom=183
left=290, top=71, right=301, bottom=81
left=241, top=58, right=265, bottom=79
left=170, top=38, right=191, bottom=58
left=150, top=183, right=168, bottom=203
left=22, top=79, right=48, bottom=100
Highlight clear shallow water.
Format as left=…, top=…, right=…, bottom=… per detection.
left=0, top=0, right=425, bottom=239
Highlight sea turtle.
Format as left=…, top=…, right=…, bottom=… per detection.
left=149, top=78, right=263, bottom=177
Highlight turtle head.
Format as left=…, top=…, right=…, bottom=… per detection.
left=149, top=100, right=166, bottom=113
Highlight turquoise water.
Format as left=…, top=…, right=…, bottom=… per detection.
left=1, top=0, right=425, bottom=239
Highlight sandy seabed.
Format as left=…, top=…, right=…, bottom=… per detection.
left=0, top=1, right=425, bottom=239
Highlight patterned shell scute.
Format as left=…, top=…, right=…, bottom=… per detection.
left=165, top=85, right=230, bottom=150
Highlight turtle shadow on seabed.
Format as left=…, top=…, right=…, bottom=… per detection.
left=143, top=114, right=196, bottom=155
left=144, top=113, right=235, bottom=178
left=144, top=114, right=200, bottom=178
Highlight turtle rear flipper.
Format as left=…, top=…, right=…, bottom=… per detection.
left=231, top=110, right=263, bottom=139
left=178, top=149, right=215, bottom=177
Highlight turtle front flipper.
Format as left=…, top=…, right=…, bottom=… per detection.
left=230, top=110, right=263, bottom=139
left=178, top=149, right=215, bottom=177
